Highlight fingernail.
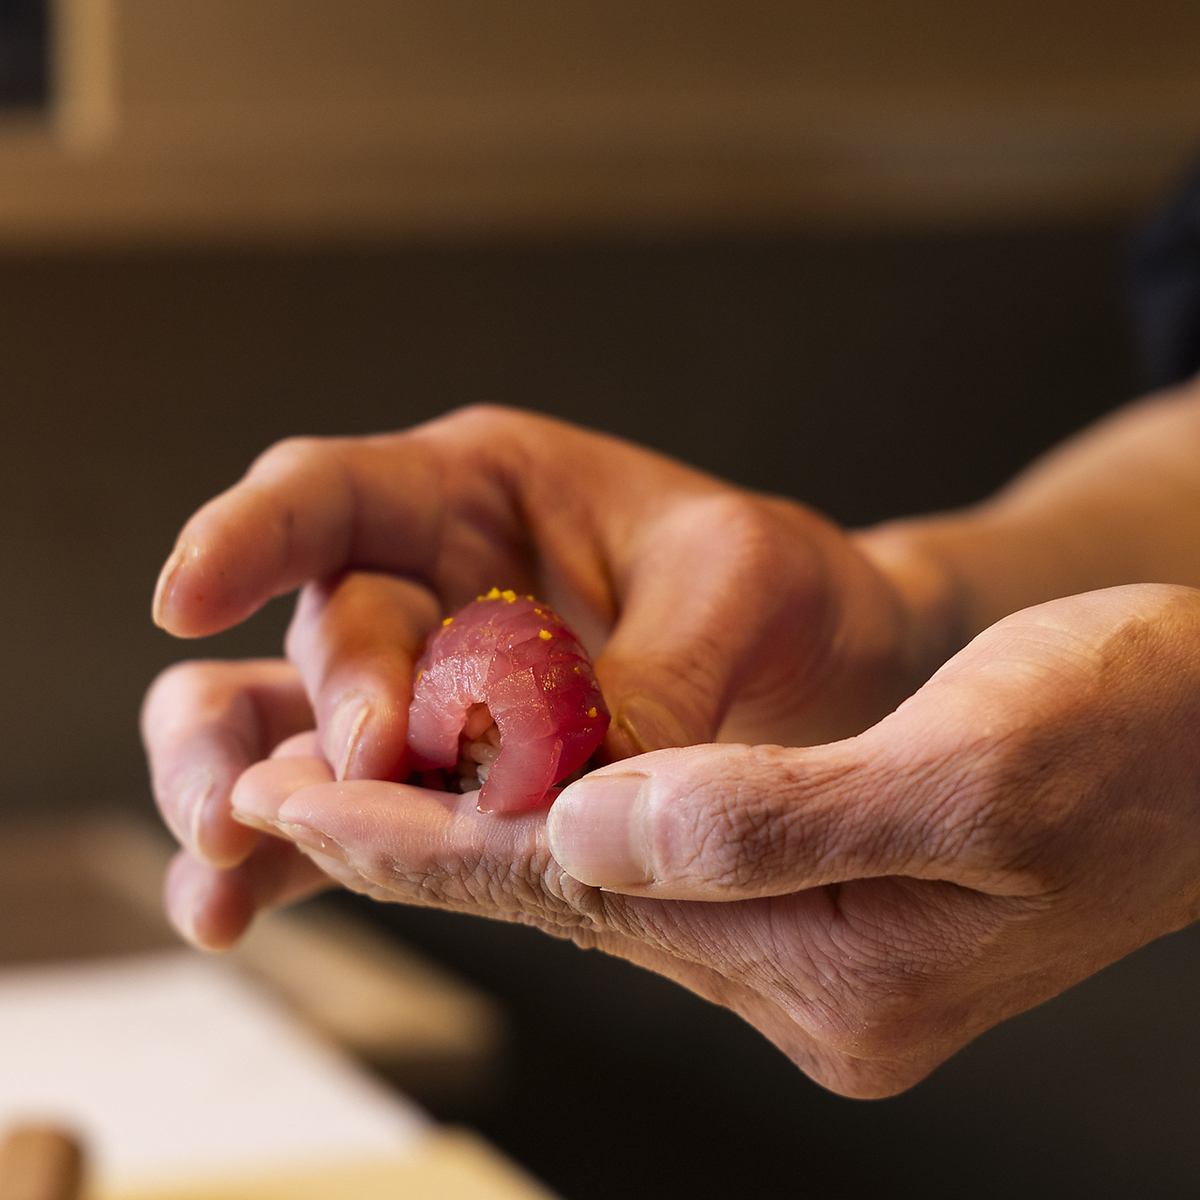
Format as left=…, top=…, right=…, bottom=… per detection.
left=275, top=819, right=349, bottom=866
left=547, top=772, right=651, bottom=888
left=613, top=695, right=695, bottom=756
left=182, top=772, right=218, bottom=858
left=229, top=809, right=276, bottom=835
left=164, top=864, right=209, bottom=951
left=327, top=693, right=372, bottom=780
left=152, top=545, right=187, bottom=628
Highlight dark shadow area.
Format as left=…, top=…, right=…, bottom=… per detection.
left=0, top=223, right=1139, bottom=808
left=357, top=898, right=1200, bottom=1200
left=0, top=0, right=49, bottom=108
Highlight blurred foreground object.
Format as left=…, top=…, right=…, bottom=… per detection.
left=2, top=0, right=1200, bottom=244
left=0, top=954, right=546, bottom=1199
left=0, top=1125, right=85, bottom=1200
left=105, top=1132, right=550, bottom=1200
left=0, top=818, right=503, bottom=1100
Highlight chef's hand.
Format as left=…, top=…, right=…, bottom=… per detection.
left=145, top=407, right=956, bottom=944
left=225, top=585, right=1200, bottom=1096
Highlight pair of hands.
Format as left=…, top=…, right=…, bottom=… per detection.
left=142, top=406, right=1200, bottom=1098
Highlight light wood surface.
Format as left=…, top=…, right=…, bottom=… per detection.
left=0, top=818, right=505, bottom=1095
left=99, top=1131, right=554, bottom=1200
left=2, top=0, right=1198, bottom=244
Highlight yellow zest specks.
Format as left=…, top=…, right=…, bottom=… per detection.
left=533, top=608, right=547, bottom=618
left=587, top=706, right=598, bottom=718
left=441, top=616, right=454, bottom=626
left=525, top=593, right=535, bottom=601
left=416, top=669, right=424, bottom=682
left=500, top=588, right=517, bottom=603
left=485, top=586, right=502, bottom=600
left=538, top=629, right=553, bottom=641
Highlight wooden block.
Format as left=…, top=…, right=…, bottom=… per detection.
left=99, top=1130, right=553, bottom=1200
left=0, top=1125, right=85, bottom=1200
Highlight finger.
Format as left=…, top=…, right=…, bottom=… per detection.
left=141, top=660, right=313, bottom=868
left=166, top=726, right=332, bottom=949
left=228, top=763, right=908, bottom=1091
left=596, top=493, right=826, bottom=757
left=150, top=407, right=705, bottom=643
left=230, top=771, right=785, bottom=969
left=231, top=768, right=600, bottom=925
left=285, top=572, right=440, bottom=781
left=230, top=750, right=336, bottom=836
left=234, top=769, right=835, bottom=1058
left=152, top=413, right=538, bottom=638
left=554, top=582, right=1153, bottom=900
left=271, top=730, right=321, bottom=759
left=545, top=726, right=1010, bottom=901
left=163, top=841, right=329, bottom=951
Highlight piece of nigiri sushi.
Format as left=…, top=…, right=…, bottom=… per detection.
left=407, top=587, right=610, bottom=813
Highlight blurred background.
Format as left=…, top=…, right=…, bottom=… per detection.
left=2, top=1, right=1199, bottom=1196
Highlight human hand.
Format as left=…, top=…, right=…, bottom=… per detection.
left=146, top=407, right=955, bottom=943
left=139, top=658, right=330, bottom=948
left=226, top=584, right=1200, bottom=1096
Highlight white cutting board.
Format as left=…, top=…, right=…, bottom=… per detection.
left=0, top=951, right=429, bottom=1191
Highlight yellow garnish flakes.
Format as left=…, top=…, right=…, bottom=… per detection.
left=500, top=588, right=517, bottom=603
left=441, top=616, right=454, bottom=626
left=587, top=706, right=598, bottom=718
left=485, top=586, right=502, bottom=600
left=538, top=629, right=553, bottom=641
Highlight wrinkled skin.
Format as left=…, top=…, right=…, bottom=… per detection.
left=142, top=406, right=1200, bottom=1098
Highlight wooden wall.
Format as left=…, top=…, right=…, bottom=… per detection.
left=1, top=0, right=1198, bottom=243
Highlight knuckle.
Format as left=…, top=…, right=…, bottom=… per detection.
left=943, top=714, right=1094, bottom=895
left=282, top=586, right=328, bottom=664
left=282, top=610, right=305, bottom=664
left=251, top=434, right=329, bottom=477
left=687, top=493, right=780, bottom=570
left=801, top=978, right=931, bottom=1067
left=447, top=401, right=515, bottom=425
left=843, top=994, right=930, bottom=1063
left=807, top=1050, right=935, bottom=1100
left=904, top=737, right=1017, bottom=874
left=616, top=643, right=728, bottom=737
left=353, top=836, right=613, bottom=937
left=435, top=402, right=530, bottom=442
left=878, top=691, right=1084, bottom=895
left=141, top=658, right=223, bottom=730
left=764, top=887, right=954, bottom=1063
left=650, top=748, right=795, bottom=892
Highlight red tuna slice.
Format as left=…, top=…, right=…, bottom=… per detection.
left=407, top=588, right=610, bottom=812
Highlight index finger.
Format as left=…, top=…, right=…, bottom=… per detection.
left=152, top=407, right=623, bottom=639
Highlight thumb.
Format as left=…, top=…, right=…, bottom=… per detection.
left=547, top=736, right=979, bottom=900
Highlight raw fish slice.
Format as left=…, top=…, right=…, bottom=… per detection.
left=407, top=588, right=609, bottom=812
